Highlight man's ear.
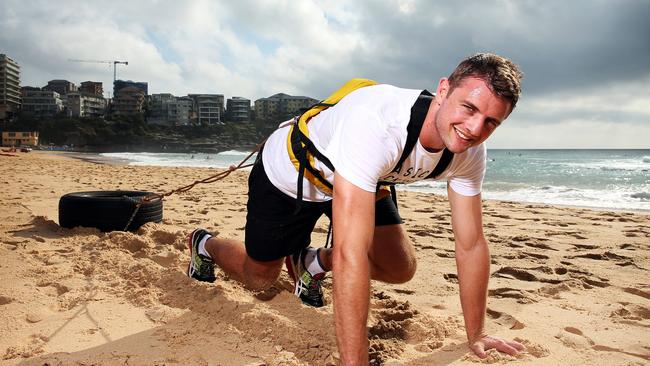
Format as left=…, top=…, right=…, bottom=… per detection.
left=436, top=78, right=449, bottom=104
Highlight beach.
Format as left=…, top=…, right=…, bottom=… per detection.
left=0, top=151, right=648, bottom=365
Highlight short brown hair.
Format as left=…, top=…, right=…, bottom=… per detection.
left=448, top=53, right=523, bottom=109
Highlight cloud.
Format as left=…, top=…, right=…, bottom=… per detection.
left=490, top=118, right=650, bottom=149
left=1, top=0, right=648, bottom=147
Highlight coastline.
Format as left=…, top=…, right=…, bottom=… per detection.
left=51, top=151, right=132, bottom=165
left=1, top=150, right=648, bottom=365
left=58, top=149, right=650, bottom=215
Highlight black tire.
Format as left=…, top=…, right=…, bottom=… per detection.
left=59, top=191, right=163, bottom=232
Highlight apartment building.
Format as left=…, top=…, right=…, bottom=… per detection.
left=188, top=94, right=224, bottom=125
left=176, top=96, right=193, bottom=125
left=149, top=93, right=177, bottom=125
left=112, top=86, right=145, bottom=116
left=2, top=131, right=39, bottom=147
left=44, top=79, right=77, bottom=96
left=254, top=93, right=318, bottom=122
left=226, top=96, right=251, bottom=122
left=113, top=80, right=148, bottom=98
left=79, top=81, right=103, bottom=97
left=65, top=92, right=106, bottom=118
left=0, top=54, right=21, bottom=121
left=21, top=89, right=64, bottom=119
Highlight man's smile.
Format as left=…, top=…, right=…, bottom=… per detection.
left=454, top=126, right=473, bottom=142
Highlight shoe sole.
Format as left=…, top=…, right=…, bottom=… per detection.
left=187, top=231, right=194, bottom=277
left=285, top=256, right=300, bottom=296
left=187, top=229, right=202, bottom=278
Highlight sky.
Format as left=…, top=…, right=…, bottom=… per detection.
left=1, top=0, right=649, bottom=148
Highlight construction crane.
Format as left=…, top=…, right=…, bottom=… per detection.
left=68, top=59, right=129, bottom=83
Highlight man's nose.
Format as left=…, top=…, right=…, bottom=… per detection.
left=466, top=114, right=484, bottom=136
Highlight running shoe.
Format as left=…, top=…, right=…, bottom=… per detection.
left=285, top=247, right=325, bottom=307
left=187, top=228, right=216, bottom=283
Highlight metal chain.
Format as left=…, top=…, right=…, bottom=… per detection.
left=123, top=198, right=143, bottom=231
left=121, top=138, right=267, bottom=231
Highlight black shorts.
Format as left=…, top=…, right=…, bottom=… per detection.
left=245, top=157, right=403, bottom=262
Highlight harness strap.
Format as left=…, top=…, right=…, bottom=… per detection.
left=295, top=146, right=307, bottom=212
left=426, top=148, right=454, bottom=179
left=392, top=91, right=434, bottom=173
left=297, top=128, right=335, bottom=172
left=292, top=119, right=335, bottom=212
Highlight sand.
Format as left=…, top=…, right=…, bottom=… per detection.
left=0, top=150, right=648, bottom=365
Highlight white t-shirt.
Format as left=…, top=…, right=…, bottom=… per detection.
left=262, top=84, right=486, bottom=202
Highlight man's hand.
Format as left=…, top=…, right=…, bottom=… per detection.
left=447, top=189, right=525, bottom=359
left=469, top=335, right=525, bottom=358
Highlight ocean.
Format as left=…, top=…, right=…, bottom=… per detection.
left=102, top=149, right=650, bottom=212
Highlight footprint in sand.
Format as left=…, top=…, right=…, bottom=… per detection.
left=536, top=280, right=585, bottom=299
left=622, top=226, right=650, bottom=237
left=501, top=251, right=550, bottom=261
left=486, top=307, right=525, bottom=330
left=0, top=295, right=14, bottom=305
left=36, top=282, right=70, bottom=296
left=572, top=251, right=631, bottom=261
left=575, top=276, right=610, bottom=289
left=488, top=287, right=536, bottom=303
left=556, top=326, right=595, bottom=349
left=434, top=251, right=455, bottom=258
left=524, top=241, right=559, bottom=251
left=610, top=303, right=650, bottom=322
left=554, top=267, right=568, bottom=275
left=489, top=213, right=512, bottom=219
left=413, top=208, right=434, bottom=213
left=623, top=287, right=650, bottom=300
left=572, top=243, right=599, bottom=250
left=620, top=243, right=645, bottom=250
left=493, top=267, right=540, bottom=282
left=510, top=235, right=531, bottom=242
left=558, top=326, right=650, bottom=361
left=569, top=251, right=639, bottom=268
left=407, top=229, right=436, bottom=237
left=567, top=232, right=587, bottom=239
left=443, top=273, right=458, bottom=283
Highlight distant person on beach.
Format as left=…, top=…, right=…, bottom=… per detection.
left=186, top=53, right=524, bottom=363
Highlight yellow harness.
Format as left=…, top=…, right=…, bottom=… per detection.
left=286, top=78, right=453, bottom=207
left=287, top=78, right=378, bottom=195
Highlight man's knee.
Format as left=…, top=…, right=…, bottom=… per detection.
left=369, top=225, right=417, bottom=284
left=370, top=248, right=417, bottom=284
left=243, top=258, right=283, bottom=291
left=384, top=256, right=417, bottom=284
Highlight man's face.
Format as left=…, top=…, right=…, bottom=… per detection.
left=434, top=77, right=512, bottom=154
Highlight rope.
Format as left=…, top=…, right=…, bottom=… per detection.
left=123, top=138, right=267, bottom=231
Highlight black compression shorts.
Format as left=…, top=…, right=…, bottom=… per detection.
left=244, top=156, right=403, bottom=262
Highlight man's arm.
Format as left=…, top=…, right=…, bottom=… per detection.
left=332, top=172, right=376, bottom=365
left=448, top=185, right=524, bottom=358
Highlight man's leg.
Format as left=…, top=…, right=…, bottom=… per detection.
left=316, top=194, right=416, bottom=284
left=204, top=237, right=284, bottom=291
left=367, top=224, right=417, bottom=284
left=315, top=224, right=416, bottom=284
left=191, top=153, right=323, bottom=292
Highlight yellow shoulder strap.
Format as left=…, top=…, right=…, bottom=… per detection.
left=287, top=78, right=378, bottom=194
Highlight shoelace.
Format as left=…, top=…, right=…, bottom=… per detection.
left=195, top=254, right=215, bottom=276
left=305, top=273, right=325, bottom=301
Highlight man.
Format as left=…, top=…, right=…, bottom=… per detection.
left=187, top=53, right=525, bottom=364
